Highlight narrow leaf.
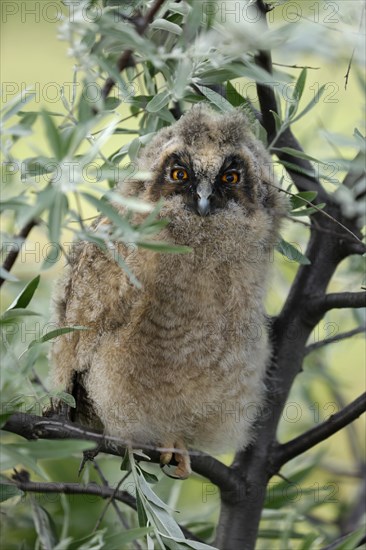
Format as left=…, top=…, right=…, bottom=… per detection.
left=146, top=90, right=171, bottom=113
left=28, top=326, right=88, bottom=349
left=137, top=241, right=192, bottom=254
left=41, top=110, right=63, bottom=161
left=2, top=92, right=36, bottom=122
left=30, top=497, right=58, bottom=550
left=174, top=58, right=193, bottom=100
left=293, top=68, right=307, bottom=103
left=290, top=191, right=318, bottom=210
left=291, top=84, right=326, bottom=124
left=272, top=147, right=324, bottom=164
left=0, top=267, right=19, bottom=282
left=0, top=481, right=22, bottom=502
left=6, top=275, right=40, bottom=311
left=226, top=81, right=249, bottom=108
left=48, top=191, right=68, bottom=244
left=51, top=391, right=76, bottom=408
left=276, top=238, right=310, bottom=265
left=105, top=527, right=154, bottom=545
left=15, top=440, right=96, bottom=459
left=270, top=110, right=283, bottom=133
left=195, top=85, right=234, bottom=113
left=330, top=526, right=366, bottom=550
left=150, top=18, right=182, bottom=35
left=82, top=192, right=132, bottom=231
left=1, top=309, right=40, bottom=323
left=136, top=491, right=148, bottom=527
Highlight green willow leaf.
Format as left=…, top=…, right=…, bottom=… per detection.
left=28, top=326, right=89, bottom=349
left=0, top=481, right=23, bottom=502
left=48, top=191, right=68, bottom=244
left=30, top=496, right=59, bottom=549
left=150, top=18, right=183, bottom=35
left=137, top=241, right=192, bottom=254
left=291, top=84, right=326, bottom=124
left=293, top=68, right=307, bottom=103
left=290, top=191, right=318, bottom=210
left=2, top=92, right=36, bottom=122
left=276, top=238, right=310, bottom=265
left=0, top=309, right=40, bottom=323
left=195, top=85, right=234, bottom=113
left=6, top=275, right=40, bottom=311
left=226, top=81, right=249, bottom=108
left=41, top=110, right=63, bottom=161
left=146, top=90, right=171, bottom=113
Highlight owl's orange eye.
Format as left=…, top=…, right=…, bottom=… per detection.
left=171, top=168, right=189, bottom=182
left=221, top=171, right=239, bottom=185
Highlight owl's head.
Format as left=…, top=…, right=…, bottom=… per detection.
left=133, top=105, right=286, bottom=223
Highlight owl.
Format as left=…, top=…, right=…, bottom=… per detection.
left=49, top=105, right=286, bottom=478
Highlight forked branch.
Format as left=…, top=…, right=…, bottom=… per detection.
left=273, top=392, right=366, bottom=470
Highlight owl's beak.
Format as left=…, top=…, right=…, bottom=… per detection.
left=195, top=184, right=213, bottom=216
left=197, top=195, right=211, bottom=216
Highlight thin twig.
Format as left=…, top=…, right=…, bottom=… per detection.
left=272, top=62, right=320, bottom=70
left=344, top=49, right=355, bottom=90
left=287, top=216, right=366, bottom=248
left=273, top=393, right=366, bottom=469
left=93, top=462, right=134, bottom=539
left=92, top=464, right=143, bottom=550
left=270, top=182, right=364, bottom=246
left=344, top=2, right=365, bottom=90
left=305, top=326, right=365, bottom=355
left=11, top=472, right=137, bottom=508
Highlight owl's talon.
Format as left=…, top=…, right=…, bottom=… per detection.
left=160, top=440, right=191, bottom=480
left=160, top=451, right=173, bottom=466
left=174, top=451, right=191, bottom=480
left=160, top=464, right=186, bottom=480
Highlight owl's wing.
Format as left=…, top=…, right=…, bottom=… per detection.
left=49, top=233, right=136, bottom=425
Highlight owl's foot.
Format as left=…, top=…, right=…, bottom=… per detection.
left=160, top=439, right=191, bottom=480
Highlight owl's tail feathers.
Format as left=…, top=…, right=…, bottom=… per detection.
left=159, top=438, right=191, bottom=480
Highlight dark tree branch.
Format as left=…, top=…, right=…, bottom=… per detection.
left=8, top=470, right=204, bottom=543
left=101, top=0, right=166, bottom=100
left=0, top=219, right=38, bottom=287
left=347, top=242, right=366, bottom=255
left=305, top=325, right=365, bottom=355
left=273, top=393, right=366, bottom=470
left=2, top=412, right=234, bottom=492
left=10, top=470, right=135, bottom=506
left=310, top=292, right=366, bottom=317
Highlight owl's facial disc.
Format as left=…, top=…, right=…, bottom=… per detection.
left=153, top=151, right=250, bottom=216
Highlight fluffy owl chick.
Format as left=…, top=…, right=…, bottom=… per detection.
left=50, top=105, right=287, bottom=478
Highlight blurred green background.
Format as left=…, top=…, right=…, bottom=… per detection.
left=1, top=1, right=365, bottom=548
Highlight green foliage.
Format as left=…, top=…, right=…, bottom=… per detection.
left=1, top=0, right=365, bottom=548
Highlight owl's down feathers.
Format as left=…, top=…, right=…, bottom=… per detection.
left=50, top=106, right=287, bottom=477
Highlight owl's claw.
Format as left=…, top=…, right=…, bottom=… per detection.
left=159, top=440, right=191, bottom=480
left=160, top=450, right=173, bottom=465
